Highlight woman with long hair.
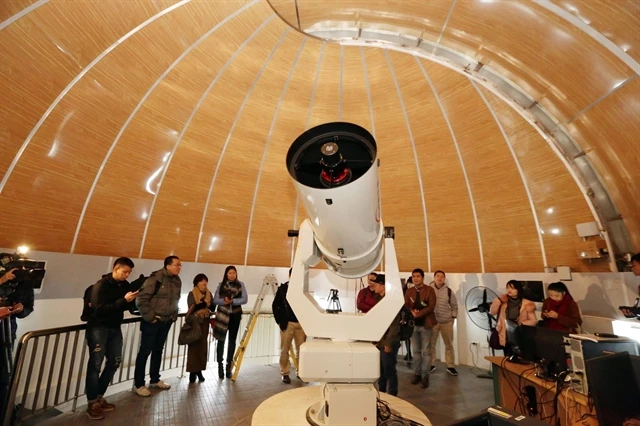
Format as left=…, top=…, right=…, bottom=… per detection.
left=186, top=273, right=213, bottom=383
left=212, top=266, right=248, bottom=379
left=490, top=280, right=537, bottom=355
left=541, top=282, right=582, bottom=333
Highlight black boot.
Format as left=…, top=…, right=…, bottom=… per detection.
left=197, top=372, right=205, bottom=382
left=226, top=363, right=232, bottom=378
left=189, top=373, right=196, bottom=383
left=218, top=363, right=224, bottom=379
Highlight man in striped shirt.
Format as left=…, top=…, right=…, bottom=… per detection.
left=428, top=270, right=459, bottom=376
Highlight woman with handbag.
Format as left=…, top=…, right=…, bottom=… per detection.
left=186, top=273, right=213, bottom=383
left=212, top=266, right=248, bottom=379
left=489, top=280, right=537, bottom=355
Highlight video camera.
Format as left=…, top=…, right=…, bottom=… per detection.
left=0, top=251, right=46, bottom=299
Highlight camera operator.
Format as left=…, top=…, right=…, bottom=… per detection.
left=1, top=266, right=34, bottom=420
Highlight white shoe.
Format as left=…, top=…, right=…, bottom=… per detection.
left=134, top=386, right=151, bottom=397
left=149, top=380, right=171, bottom=390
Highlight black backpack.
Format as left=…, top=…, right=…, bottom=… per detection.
left=80, top=273, right=162, bottom=321
left=399, top=306, right=415, bottom=341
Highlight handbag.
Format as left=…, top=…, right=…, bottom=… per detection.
left=178, top=306, right=202, bottom=345
left=488, top=302, right=504, bottom=350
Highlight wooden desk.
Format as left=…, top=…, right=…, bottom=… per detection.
left=486, top=356, right=597, bottom=426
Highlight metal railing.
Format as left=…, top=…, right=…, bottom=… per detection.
left=2, top=312, right=277, bottom=426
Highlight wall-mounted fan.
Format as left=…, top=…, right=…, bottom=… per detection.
left=465, top=286, right=500, bottom=379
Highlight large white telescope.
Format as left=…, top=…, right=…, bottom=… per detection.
left=286, top=122, right=384, bottom=279
left=285, top=122, right=404, bottom=426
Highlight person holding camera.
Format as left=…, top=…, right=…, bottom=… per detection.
left=83, top=257, right=137, bottom=420
left=0, top=267, right=34, bottom=341
left=133, top=256, right=182, bottom=397
left=212, top=266, right=247, bottom=379
left=272, top=268, right=306, bottom=384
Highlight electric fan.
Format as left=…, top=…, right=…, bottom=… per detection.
left=465, top=286, right=500, bottom=379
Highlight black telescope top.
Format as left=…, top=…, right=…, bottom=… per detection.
left=286, top=122, right=377, bottom=189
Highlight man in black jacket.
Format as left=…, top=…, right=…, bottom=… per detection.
left=372, top=274, right=402, bottom=396
left=272, top=268, right=306, bottom=384
left=84, top=257, right=137, bottom=420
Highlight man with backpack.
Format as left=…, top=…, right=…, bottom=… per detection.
left=82, top=257, right=138, bottom=420
left=428, top=270, right=458, bottom=376
left=371, top=274, right=403, bottom=397
left=133, top=255, right=182, bottom=397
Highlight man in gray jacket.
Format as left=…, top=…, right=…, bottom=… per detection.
left=428, top=270, right=458, bottom=376
left=133, top=256, right=182, bottom=396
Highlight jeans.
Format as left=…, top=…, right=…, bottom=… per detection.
left=216, top=312, right=241, bottom=364
left=411, top=326, right=433, bottom=379
left=379, top=342, right=400, bottom=396
left=85, top=326, right=123, bottom=401
left=134, top=320, right=172, bottom=388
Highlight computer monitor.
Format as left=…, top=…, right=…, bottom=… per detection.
left=521, top=281, right=545, bottom=303
left=533, top=327, right=569, bottom=379
left=586, top=352, right=640, bottom=426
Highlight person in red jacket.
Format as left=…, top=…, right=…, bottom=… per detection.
left=541, top=282, right=582, bottom=333
left=357, top=272, right=381, bottom=313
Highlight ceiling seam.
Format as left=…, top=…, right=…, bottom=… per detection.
left=193, top=21, right=288, bottom=261
left=244, top=38, right=308, bottom=266
left=531, top=0, right=640, bottom=75
left=294, top=0, right=301, bottom=30
left=435, top=0, right=458, bottom=46
left=140, top=14, right=278, bottom=258
left=70, top=0, right=259, bottom=253
left=0, top=0, right=194, bottom=194
left=291, top=42, right=326, bottom=267
left=0, top=0, right=49, bottom=31
left=384, top=50, right=431, bottom=273
left=472, top=80, right=548, bottom=269
left=559, top=74, right=639, bottom=128
left=415, top=57, right=485, bottom=273
left=339, top=45, right=344, bottom=121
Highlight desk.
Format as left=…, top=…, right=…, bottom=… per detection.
left=252, top=386, right=431, bottom=426
left=486, top=356, right=597, bottom=426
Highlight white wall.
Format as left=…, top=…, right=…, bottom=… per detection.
left=5, top=248, right=639, bottom=370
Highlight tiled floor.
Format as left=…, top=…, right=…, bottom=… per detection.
left=39, top=360, right=495, bottom=426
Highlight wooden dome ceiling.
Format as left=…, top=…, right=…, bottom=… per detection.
left=0, top=0, right=638, bottom=273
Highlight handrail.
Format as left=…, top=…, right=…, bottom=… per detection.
left=2, top=311, right=276, bottom=426
left=2, top=313, right=186, bottom=426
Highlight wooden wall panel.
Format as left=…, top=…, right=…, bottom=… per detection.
left=0, top=0, right=40, bottom=22
left=143, top=17, right=287, bottom=262
left=1, top=1, right=237, bottom=254
left=549, top=0, right=640, bottom=63
left=389, top=51, right=481, bottom=273
left=423, top=61, right=543, bottom=273
left=340, top=46, right=372, bottom=133
left=293, top=0, right=452, bottom=41
left=71, top=2, right=265, bottom=257
left=440, top=0, right=635, bottom=123
left=0, top=0, right=181, bottom=180
left=268, top=0, right=298, bottom=29
left=198, top=31, right=301, bottom=265
left=479, top=87, right=608, bottom=272
left=366, top=48, right=428, bottom=272
left=564, top=77, right=640, bottom=252
left=245, top=35, right=320, bottom=267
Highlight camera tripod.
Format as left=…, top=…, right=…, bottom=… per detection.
left=326, top=289, right=342, bottom=314
left=1, top=317, right=15, bottom=423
